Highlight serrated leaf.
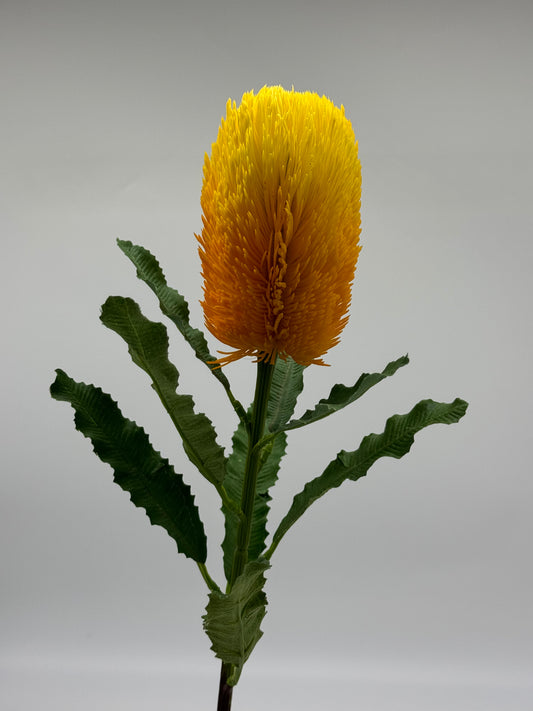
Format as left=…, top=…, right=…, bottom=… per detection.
left=50, top=369, right=207, bottom=563
left=221, top=417, right=286, bottom=580
left=203, top=558, right=270, bottom=686
left=267, top=357, right=305, bottom=432
left=116, top=239, right=246, bottom=423
left=270, top=398, right=468, bottom=555
left=116, top=239, right=216, bottom=368
left=282, top=355, right=409, bottom=432
left=100, top=296, right=226, bottom=486
left=221, top=419, right=248, bottom=581
left=250, top=432, right=286, bottom=558
left=221, top=358, right=299, bottom=581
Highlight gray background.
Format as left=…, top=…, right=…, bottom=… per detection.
left=2, top=0, right=532, bottom=709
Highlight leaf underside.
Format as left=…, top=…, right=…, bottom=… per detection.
left=203, top=558, right=270, bottom=686
left=283, top=355, right=409, bottom=432
left=50, top=369, right=207, bottom=563
left=271, top=397, right=469, bottom=553
left=267, top=356, right=305, bottom=432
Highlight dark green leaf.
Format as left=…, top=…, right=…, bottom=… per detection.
left=269, top=398, right=468, bottom=555
left=100, top=296, right=226, bottom=486
left=282, top=355, right=409, bottom=432
left=203, top=558, right=270, bottom=686
left=50, top=369, right=207, bottom=563
left=116, top=239, right=246, bottom=423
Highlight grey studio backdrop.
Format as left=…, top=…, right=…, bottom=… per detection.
left=1, top=1, right=532, bottom=709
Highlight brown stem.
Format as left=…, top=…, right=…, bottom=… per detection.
left=217, top=662, right=233, bottom=711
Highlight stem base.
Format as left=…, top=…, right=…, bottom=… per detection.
left=217, top=662, right=233, bottom=711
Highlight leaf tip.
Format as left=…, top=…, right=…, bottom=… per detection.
left=50, top=368, right=68, bottom=398
left=453, top=397, right=469, bottom=418
left=116, top=237, right=131, bottom=251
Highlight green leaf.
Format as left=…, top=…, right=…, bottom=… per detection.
left=116, top=239, right=246, bottom=423
left=267, top=357, right=305, bottom=432
left=221, top=417, right=247, bottom=581
left=100, top=296, right=226, bottom=486
left=50, top=369, right=207, bottom=563
left=282, top=355, right=409, bottom=432
left=269, top=398, right=469, bottom=556
left=250, top=432, right=286, bottom=558
left=221, top=419, right=249, bottom=581
left=221, top=358, right=301, bottom=581
left=221, top=417, right=287, bottom=580
left=203, top=558, right=270, bottom=686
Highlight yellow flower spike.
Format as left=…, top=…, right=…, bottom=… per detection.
left=197, top=85, right=362, bottom=367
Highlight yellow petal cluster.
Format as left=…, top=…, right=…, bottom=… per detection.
left=197, top=86, right=362, bottom=366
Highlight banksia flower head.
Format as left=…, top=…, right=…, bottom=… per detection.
left=197, top=85, right=362, bottom=366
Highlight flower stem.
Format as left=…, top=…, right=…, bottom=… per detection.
left=217, top=662, right=233, bottom=711
left=197, top=562, right=220, bottom=593
left=229, top=359, right=275, bottom=589
left=215, top=359, right=275, bottom=711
